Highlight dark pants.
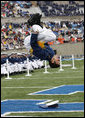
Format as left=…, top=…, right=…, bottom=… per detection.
left=30, top=34, right=55, bottom=61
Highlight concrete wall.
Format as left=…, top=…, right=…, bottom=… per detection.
left=2, top=42, right=84, bottom=56
left=1, top=15, right=84, bottom=24
left=51, top=42, right=84, bottom=56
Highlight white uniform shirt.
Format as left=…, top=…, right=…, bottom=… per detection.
left=32, top=25, right=56, bottom=42
left=24, top=24, right=56, bottom=52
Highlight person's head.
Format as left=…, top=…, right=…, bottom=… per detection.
left=49, top=55, right=60, bottom=68
left=49, top=60, right=60, bottom=68
left=27, top=13, right=42, bottom=27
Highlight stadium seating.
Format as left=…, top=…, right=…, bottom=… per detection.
left=1, top=1, right=84, bottom=18
left=1, top=1, right=84, bottom=52
left=37, top=1, right=84, bottom=17
left=1, top=20, right=84, bottom=51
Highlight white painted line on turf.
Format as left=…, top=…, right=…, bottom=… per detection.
left=2, top=116, right=34, bottom=117
left=24, top=76, right=84, bottom=80
left=1, top=86, right=54, bottom=89
left=49, top=71, right=84, bottom=74
left=2, top=76, right=84, bottom=81
left=4, top=115, right=40, bottom=117
left=28, top=92, right=84, bottom=96
left=1, top=99, right=51, bottom=102
left=1, top=70, right=84, bottom=79
left=1, top=99, right=8, bottom=102
left=68, top=91, right=84, bottom=95
left=1, top=110, right=84, bottom=117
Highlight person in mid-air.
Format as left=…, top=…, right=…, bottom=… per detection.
left=24, top=13, right=60, bottom=68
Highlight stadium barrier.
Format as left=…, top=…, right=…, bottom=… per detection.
left=25, top=58, right=32, bottom=77
left=5, top=58, right=32, bottom=79
left=5, top=59, right=12, bottom=80
left=59, top=54, right=77, bottom=71
left=4, top=55, right=84, bottom=79
left=43, top=60, right=49, bottom=74
left=4, top=57, right=44, bottom=79
left=5, top=59, right=50, bottom=79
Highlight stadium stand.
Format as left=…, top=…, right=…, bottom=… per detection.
left=1, top=1, right=84, bottom=72
left=1, top=1, right=44, bottom=18
left=1, top=1, right=84, bottom=18
left=37, top=1, right=84, bottom=17
left=1, top=20, right=84, bottom=51
left=1, top=1, right=32, bottom=18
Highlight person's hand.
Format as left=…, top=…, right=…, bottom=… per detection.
left=32, top=30, right=39, bottom=34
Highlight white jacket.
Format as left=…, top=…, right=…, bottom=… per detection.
left=24, top=25, right=56, bottom=52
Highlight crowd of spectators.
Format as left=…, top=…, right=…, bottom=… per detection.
left=1, top=22, right=30, bottom=50
left=1, top=1, right=84, bottom=18
left=44, top=20, right=84, bottom=44
left=1, top=1, right=32, bottom=18
left=1, top=20, right=84, bottom=51
left=37, top=1, right=84, bottom=16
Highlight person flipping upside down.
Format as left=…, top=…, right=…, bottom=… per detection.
left=24, top=13, right=60, bottom=68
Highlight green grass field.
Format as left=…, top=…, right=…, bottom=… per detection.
left=1, top=60, right=84, bottom=117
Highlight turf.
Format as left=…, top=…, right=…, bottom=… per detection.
left=1, top=60, right=84, bottom=117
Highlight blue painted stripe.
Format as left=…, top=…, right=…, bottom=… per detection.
left=62, top=58, right=84, bottom=61
left=1, top=100, right=84, bottom=115
left=31, top=85, right=84, bottom=95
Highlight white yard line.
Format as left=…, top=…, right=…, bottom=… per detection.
left=2, top=75, right=84, bottom=81
left=19, top=76, right=84, bottom=79
left=2, top=116, right=35, bottom=117
left=1, top=110, right=84, bottom=117
left=1, top=86, right=53, bottom=89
